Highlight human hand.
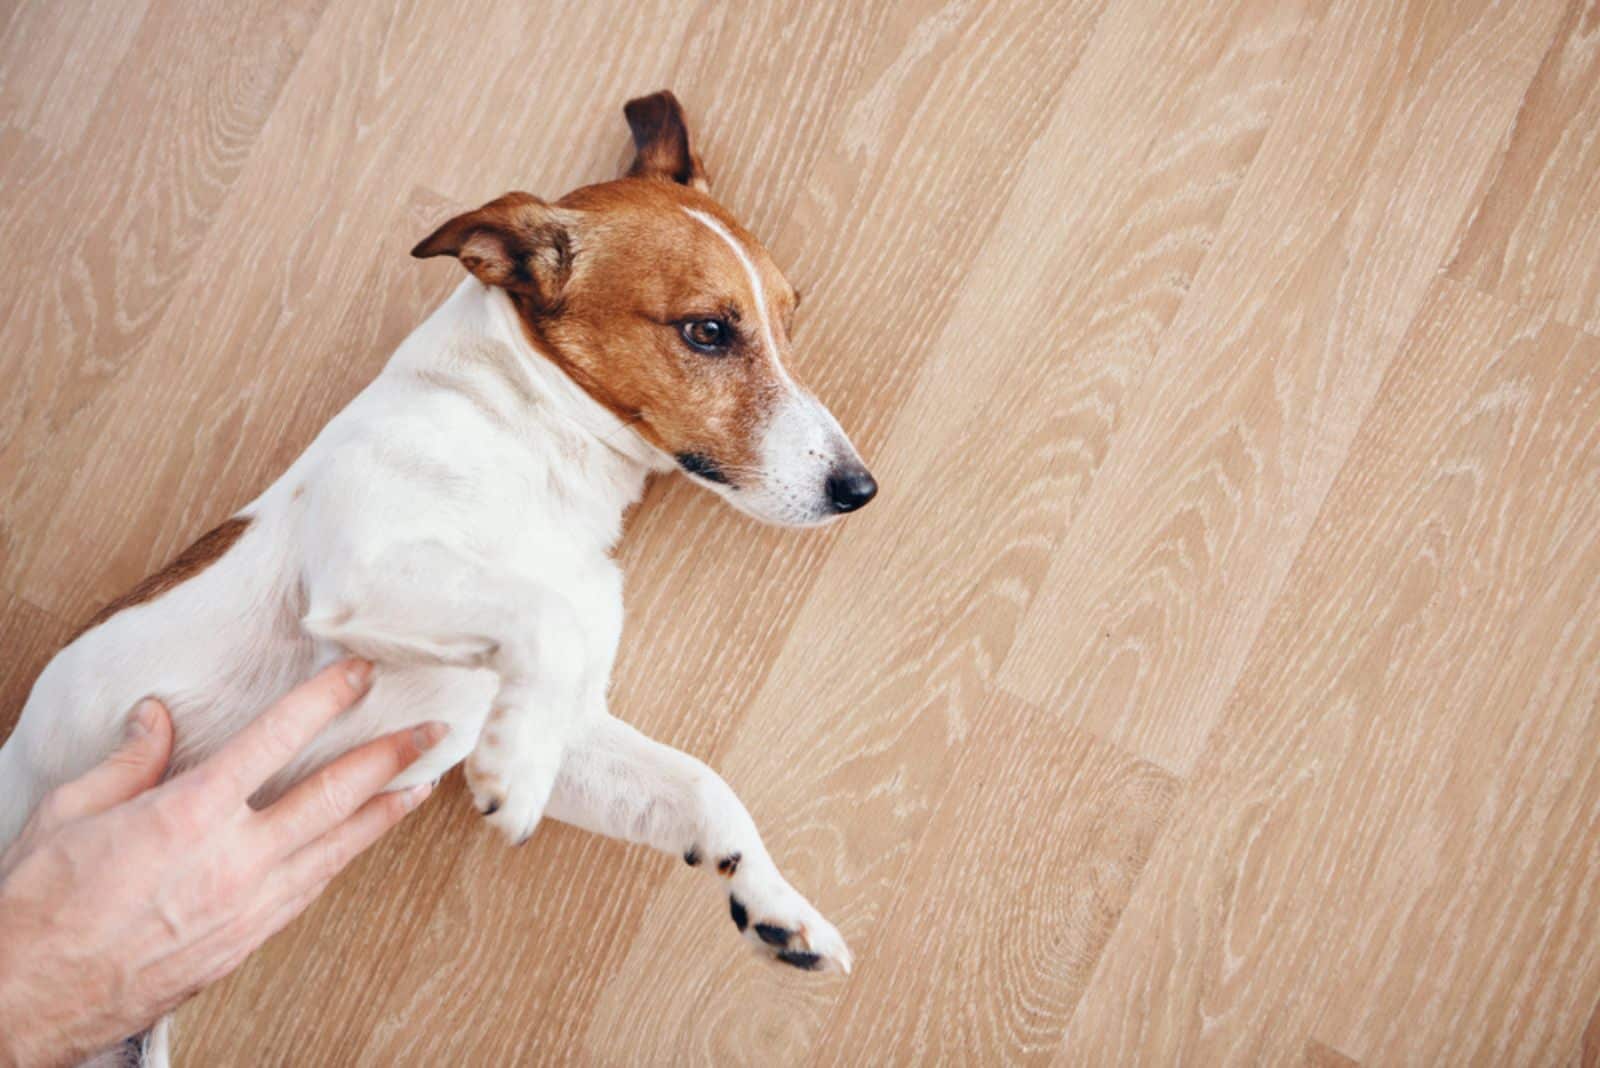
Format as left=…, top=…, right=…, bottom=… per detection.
left=0, top=659, right=446, bottom=1068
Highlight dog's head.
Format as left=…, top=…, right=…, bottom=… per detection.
left=412, top=91, right=876, bottom=526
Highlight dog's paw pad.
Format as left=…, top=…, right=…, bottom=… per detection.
left=726, top=876, right=851, bottom=975
left=754, top=923, right=791, bottom=947
left=776, top=949, right=823, bottom=971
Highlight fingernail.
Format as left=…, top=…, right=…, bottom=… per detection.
left=403, top=782, right=433, bottom=811
left=125, top=699, right=159, bottom=739
left=344, top=658, right=373, bottom=696
left=412, top=721, right=450, bottom=750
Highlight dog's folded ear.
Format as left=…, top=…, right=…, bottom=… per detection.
left=411, top=193, right=574, bottom=311
left=623, top=90, right=710, bottom=191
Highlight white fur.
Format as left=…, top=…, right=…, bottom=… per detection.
left=0, top=275, right=856, bottom=1066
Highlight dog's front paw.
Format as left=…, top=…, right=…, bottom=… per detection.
left=716, top=857, right=851, bottom=974
left=464, top=714, right=563, bottom=844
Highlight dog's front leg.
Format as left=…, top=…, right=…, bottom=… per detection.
left=546, top=714, right=851, bottom=973
left=302, top=539, right=589, bottom=843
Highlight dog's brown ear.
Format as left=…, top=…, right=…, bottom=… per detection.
left=411, top=192, right=574, bottom=311
left=623, top=90, right=709, bottom=191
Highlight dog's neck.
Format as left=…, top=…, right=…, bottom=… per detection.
left=392, top=278, right=674, bottom=548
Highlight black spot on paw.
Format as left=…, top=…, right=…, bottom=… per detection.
left=729, top=896, right=749, bottom=932
left=717, top=852, right=741, bottom=876
left=754, top=923, right=792, bottom=947
left=683, top=847, right=701, bottom=867
left=482, top=800, right=501, bottom=816
left=776, top=949, right=822, bottom=971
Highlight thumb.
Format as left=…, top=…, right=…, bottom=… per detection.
left=56, top=699, right=175, bottom=820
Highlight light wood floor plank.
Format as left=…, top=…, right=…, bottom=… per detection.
left=1448, top=0, right=1600, bottom=334
left=1573, top=997, right=1600, bottom=1067
left=1305, top=1039, right=1361, bottom=1068
left=1057, top=278, right=1600, bottom=1065
left=812, top=694, right=1178, bottom=1064
left=0, top=0, right=149, bottom=151
left=0, top=591, right=69, bottom=738
left=0, top=0, right=328, bottom=485
left=650, top=1, right=899, bottom=240
left=998, top=0, right=1569, bottom=775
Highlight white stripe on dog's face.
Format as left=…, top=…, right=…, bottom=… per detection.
left=679, top=207, right=872, bottom=526
left=684, top=209, right=786, bottom=383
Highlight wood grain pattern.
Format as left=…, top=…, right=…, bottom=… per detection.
left=999, top=0, right=1571, bottom=775
left=0, top=0, right=149, bottom=150
left=812, top=695, right=1178, bottom=1063
left=2, top=0, right=1600, bottom=1063
left=1575, top=996, right=1600, bottom=1068
left=0, top=0, right=329, bottom=482
left=1448, top=0, right=1600, bottom=334
left=1056, top=278, right=1600, bottom=1065
left=1305, top=1039, right=1361, bottom=1068
left=0, top=593, right=71, bottom=739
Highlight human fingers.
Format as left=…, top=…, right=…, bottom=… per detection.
left=256, top=722, right=448, bottom=857
left=184, top=659, right=372, bottom=807
left=262, top=783, right=432, bottom=910
left=37, top=699, right=173, bottom=829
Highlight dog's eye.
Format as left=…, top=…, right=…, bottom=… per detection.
left=679, top=319, right=732, bottom=353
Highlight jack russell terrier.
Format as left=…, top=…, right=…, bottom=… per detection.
left=0, top=90, right=875, bottom=1064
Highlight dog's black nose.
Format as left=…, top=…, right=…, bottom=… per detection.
left=825, top=466, right=878, bottom=513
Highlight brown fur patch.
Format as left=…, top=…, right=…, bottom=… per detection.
left=73, top=516, right=251, bottom=639
left=411, top=192, right=575, bottom=313
left=624, top=90, right=709, bottom=190
left=514, top=179, right=795, bottom=475
left=411, top=94, right=803, bottom=485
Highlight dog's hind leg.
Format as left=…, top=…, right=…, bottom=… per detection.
left=301, top=539, right=588, bottom=845
left=546, top=714, right=851, bottom=974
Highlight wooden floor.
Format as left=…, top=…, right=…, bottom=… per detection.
left=3, top=0, right=1599, bottom=1063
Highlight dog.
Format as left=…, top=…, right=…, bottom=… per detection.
left=0, top=90, right=875, bottom=1066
